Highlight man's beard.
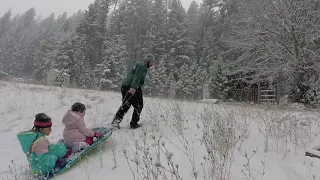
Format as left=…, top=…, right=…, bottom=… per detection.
left=146, top=61, right=151, bottom=68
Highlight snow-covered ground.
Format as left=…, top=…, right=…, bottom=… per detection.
left=1, top=80, right=320, bottom=180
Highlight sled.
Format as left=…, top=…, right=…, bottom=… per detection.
left=36, top=127, right=112, bottom=180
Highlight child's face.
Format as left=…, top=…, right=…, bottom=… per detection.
left=41, top=127, right=52, bottom=136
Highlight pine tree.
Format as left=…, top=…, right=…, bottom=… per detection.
left=94, top=35, right=128, bottom=91
left=186, top=1, right=200, bottom=42
left=71, top=35, right=93, bottom=88
left=145, top=58, right=171, bottom=97
left=0, top=8, right=37, bottom=77
left=76, top=0, right=111, bottom=67
left=209, top=57, right=229, bottom=100
left=0, top=10, right=12, bottom=39
left=109, top=0, right=152, bottom=67
left=139, top=0, right=170, bottom=96
left=175, top=62, right=203, bottom=99
left=34, top=34, right=60, bottom=82
left=54, top=37, right=73, bottom=70
left=306, top=82, right=320, bottom=108
left=165, top=0, right=198, bottom=98
left=53, top=34, right=93, bottom=88
left=0, top=0, right=244, bottom=102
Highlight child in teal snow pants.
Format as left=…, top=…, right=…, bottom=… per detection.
left=17, top=113, right=71, bottom=177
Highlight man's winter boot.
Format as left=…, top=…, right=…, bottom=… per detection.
left=130, top=123, right=142, bottom=129
left=111, top=119, right=121, bottom=130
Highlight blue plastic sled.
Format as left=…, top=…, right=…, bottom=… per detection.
left=37, top=127, right=112, bottom=180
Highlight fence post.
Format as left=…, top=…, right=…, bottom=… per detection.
left=257, top=83, right=261, bottom=104
left=276, top=81, right=279, bottom=104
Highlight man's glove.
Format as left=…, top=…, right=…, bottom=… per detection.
left=128, top=88, right=136, bottom=95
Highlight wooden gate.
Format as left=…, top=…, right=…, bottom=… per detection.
left=257, top=83, right=279, bottom=104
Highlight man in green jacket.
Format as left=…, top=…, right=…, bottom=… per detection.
left=112, top=54, right=154, bottom=129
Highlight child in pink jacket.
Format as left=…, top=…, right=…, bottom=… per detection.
left=62, top=102, right=102, bottom=152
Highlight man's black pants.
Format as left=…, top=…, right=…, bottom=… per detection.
left=114, top=85, right=143, bottom=125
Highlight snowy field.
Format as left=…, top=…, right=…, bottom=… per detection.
left=1, top=80, right=320, bottom=180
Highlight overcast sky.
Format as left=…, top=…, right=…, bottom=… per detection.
left=0, top=0, right=202, bottom=18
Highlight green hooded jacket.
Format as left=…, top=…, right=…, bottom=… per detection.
left=17, top=130, right=67, bottom=175
left=122, top=61, right=148, bottom=89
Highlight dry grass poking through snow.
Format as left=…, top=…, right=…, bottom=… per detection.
left=119, top=102, right=256, bottom=180
left=1, top=81, right=320, bottom=180
left=257, top=110, right=320, bottom=156
left=121, top=101, right=320, bottom=180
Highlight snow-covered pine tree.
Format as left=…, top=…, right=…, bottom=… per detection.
left=0, top=10, right=12, bottom=39
left=34, top=34, right=60, bottom=82
left=108, top=0, right=152, bottom=67
left=33, top=11, right=84, bottom=83
left=76, top=0, right=111, bottom=67
left=209, top=57, right=229, bottom=101
left=139, top=0, right=169, bottom=96
left=54, top=34, right=93, bottom=88
left=186, top=1, right=200, bottom=44
left=164, top=0, right=198, bottom=98
left=144, top=58, right=171, bottom=97
left=0, top=10, right=13, bottom=71
left=54, top=37, right=73, bottom=70
left=67, top=10, right=85, bottom=33
left=306, top=82, right=320, bottom=108
left=71, top=35, right=93, bottom=88
left=94, top=35, right=128, bottom=91
left=0, top=8, right=37, bottom=77
left=175, top=62, right=203, bottom=99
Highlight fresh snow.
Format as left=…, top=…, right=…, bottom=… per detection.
left=1, top=80, right=320, bottom=180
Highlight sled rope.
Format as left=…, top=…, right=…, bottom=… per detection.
left=107, top=92, right=134, bottom=126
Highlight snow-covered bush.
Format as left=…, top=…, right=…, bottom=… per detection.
left=209, top=57, right=229, bottom=101
left=200, top=105, right=249, bottom=180
left=306, top=83, right=320, bottom=108
left=258, top=110, right=318, bottom=155
left=122, top=102, right=251, bottom=180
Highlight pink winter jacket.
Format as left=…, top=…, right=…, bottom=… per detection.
left=62, top=110, right=94, bottom=144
